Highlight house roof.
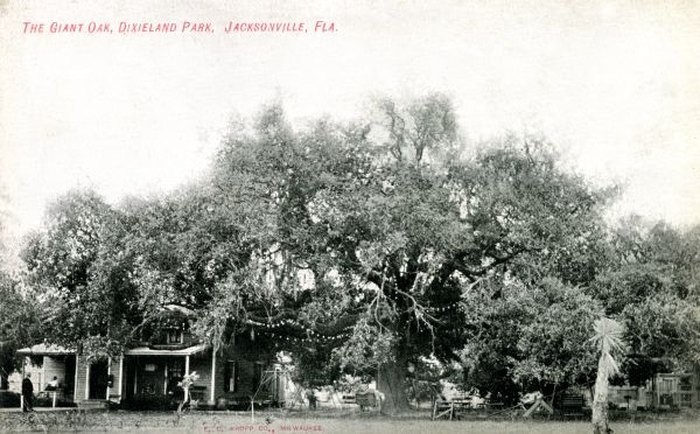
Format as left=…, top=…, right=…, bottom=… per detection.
left=16, top=344, right=76, bottom=356
left=124, top=343, right=208, bottom=356
left=17, top=342, right=209, bottom=357
left=162, top=304, right=196, bottom=317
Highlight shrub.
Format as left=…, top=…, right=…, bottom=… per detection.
left=0, top=390, right=20, bottom=407
left=34, top=395, right=77, bottom=408
left=121, top=393, right=177, bottom=411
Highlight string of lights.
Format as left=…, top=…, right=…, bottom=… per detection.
left=248, top=301, right=464, bottom=343
left=267, top=331, right=351, bottom=344
left=249, top=317, right=355, bottom=344
left=428, top=301, right=465, bottom=313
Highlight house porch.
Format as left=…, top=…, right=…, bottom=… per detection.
left=121, top=344, right=216, bottom=405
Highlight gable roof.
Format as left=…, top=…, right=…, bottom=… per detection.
left=124, top=343, right=208, bottom=356
left=162, top=304, right=196, bottom=317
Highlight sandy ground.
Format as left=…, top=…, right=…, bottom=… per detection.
left=1, top=409, right=699, bottom=434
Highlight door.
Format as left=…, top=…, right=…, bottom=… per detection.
left=124, top=358, right=136, bottom=400
left=88, top=360, right=109, bottom=399
left=64, top=356, right=76, bottom=400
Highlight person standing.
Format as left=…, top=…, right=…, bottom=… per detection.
left=21, top=373, right=34, bottom=412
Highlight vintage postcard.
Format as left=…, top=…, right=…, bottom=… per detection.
left=1, top=1, right=699, bottom=433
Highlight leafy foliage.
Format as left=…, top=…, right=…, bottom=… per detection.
left=0, top=274, right=42, bottom=388
left=194, top=98, right=612, bottom=412
left=590, top=217, right=700, bottom=383
left=460, top=277, right=602, bottom=404
left=13, top=96, right=700, bottom=414
left=20, top=190, right=129, bottom=354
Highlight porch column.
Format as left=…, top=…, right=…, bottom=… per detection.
left=118, top=356, right=124, bottom=400
left=21, top=357, right=26, bottom=411
left=655, top=377, right=660, bottom=409
left=74, top=356, right=80, bottom=402
left=210, top=350, right=216, bottom=404
left=133, top=358, right=138, bottom=395
left=41, top=355, right=46, bottom=391
left=106, top=357, right=111, bottom=400
left=85, top=363, right=90, bottom=400
left=163, top=363, right=168, bottom=397
left=185, top=355, right=190, bottom=376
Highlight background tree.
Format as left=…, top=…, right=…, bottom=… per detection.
left=590, top=217, right=700, bottom=385
left=20, top=190, right=136, bottom=357
left=0, top=188, right=43, bottom=388
left=20, top=185, right=257, bottom=357
left=461, top=278, right=602, bottom=405
left=0, top=273, right=42, bottom=389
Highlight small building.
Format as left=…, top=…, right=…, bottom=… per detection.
left=14, top=344, right=77, bottom=402
left=605, top=370, right=700, bottom=410
left=653, top=372, right=698, bottom=409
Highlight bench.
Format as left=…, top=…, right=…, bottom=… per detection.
left=355, top=391, right=378, bottom=411
left=432, top=397, right=472, bottom=420
left=432, top=399, right=456, bottom=420
left=37, top=390, right=66, bottom=407
left=189, top=385, right=207, bottom=403
left=560, top=394, right=585, bottom=418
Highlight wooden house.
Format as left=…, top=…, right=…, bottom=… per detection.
left=17, top=307, right=282, bottom=408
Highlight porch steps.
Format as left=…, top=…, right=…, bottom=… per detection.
left=78, top=399, right=109, bottom=409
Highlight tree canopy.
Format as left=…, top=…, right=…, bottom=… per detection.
left=188, top=98, right=614, bottom=412
left=15, top=95, right=700, bottom=413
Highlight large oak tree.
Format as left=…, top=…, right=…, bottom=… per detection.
left=198, top=96, right=610, bottom=413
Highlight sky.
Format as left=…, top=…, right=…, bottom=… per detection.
left=1, top=0, right=699, bottom=261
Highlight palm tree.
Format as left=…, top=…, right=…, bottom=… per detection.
left=177, top=371, right=200, bottom=415
left=590, top=317, right=625, bottom=434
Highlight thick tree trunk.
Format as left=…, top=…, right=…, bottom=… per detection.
left=591, top=356, right=610, bottom=434
left=377, top=353, right=410, bottom=415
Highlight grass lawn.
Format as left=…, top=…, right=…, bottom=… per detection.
left=1, top=409, right=699, bottom=433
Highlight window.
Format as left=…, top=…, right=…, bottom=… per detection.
left=680, top=376, right=692, bottom=391
left=166, top=329, right=183, bottom=344
left=166, top=360, right=185, bottom=397
left=168, top=360, right=184, bottom=378
left=253, top=362, right=265, bottom=392
left=224, top=361, right=237, bottom=393
left=661, top=378, right=674, bottom=393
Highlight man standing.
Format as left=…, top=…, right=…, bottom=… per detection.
left=21, top=373, right=34, bottom=412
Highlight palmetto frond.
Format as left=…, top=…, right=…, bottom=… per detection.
left=600, top=352, right=620, bottom=377
left=591, top=317, right=625, bottom=355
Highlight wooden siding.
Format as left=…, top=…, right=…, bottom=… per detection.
left=189, top=353, right=214, bottom=404
left=75, top=355, right=89, bottom=400
left=107, top=357, right=123, bottom=401
left=217, top=336, right=275, bottom=403
left=213, top=352, right=226, bottom=400
left=67, top=333, right=275, bottom=406
left=190, top=348, right=273, bottom=405
left=42, top=356, right=65, bottom=389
